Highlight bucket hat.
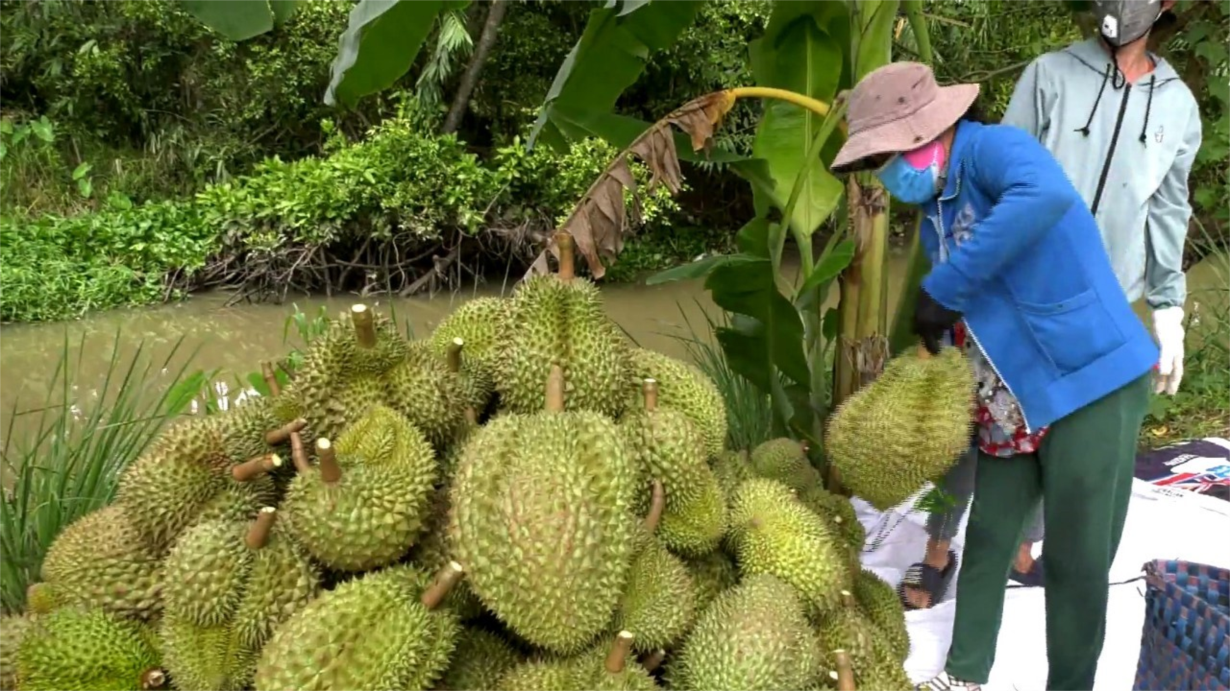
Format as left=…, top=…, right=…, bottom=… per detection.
left=831, top=62, right=980, bottom=173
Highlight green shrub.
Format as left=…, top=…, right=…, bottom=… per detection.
left=0, top=117, right=680, bottom=323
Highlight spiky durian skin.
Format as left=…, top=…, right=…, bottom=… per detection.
left=438, top=628, right=522, bottom=691
left=622, top=408, right=710, bottom=510
left=253, top=565, right=459, bottom=691
left=816, top=604, right=879, bottom=670
left=826, top=346, right=974, bottom=510
left=158, top=519, right=319, bottom=691
left=428, top=297, right=509, bottom=370
left=448, top=410, right=640, bottom=654
left=38, top=505, right=164, bottom=621
left=624, top=348, right=727, bottom=459
left=383, top=343, right=467, bottom=449
left=612, top=532, right=696, bottom=652
left=749, top=438, right=821, bottom=492
left=115, top=416, right=277, bottom=551
left=798, top=486, right=866, bottom=556
left=668, top=574, right=820, bottom=691
left=657, top=470, right=727, bottom=558
left=281, top=463, right=426, bottom=572
left=15, top=609, right=161, bottom=691
left=495, top=275, right=631, bottom=417
left=853, top=569, right=910, bottom=662
left=408, top=487, right=485, bottom=621
left=711, top=449, right=754, bottom=503
left=727, top=478, right=851, bottom=617
left=496, top=657, right=588, bottom=691
left=217, top=400, right=281, bottom=464
left=683, top=550, right=739, bottom=616
left=1, top=615, right=30, bottom=691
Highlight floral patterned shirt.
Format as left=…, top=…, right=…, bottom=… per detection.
left=952, top=321, right=1050, bottom=457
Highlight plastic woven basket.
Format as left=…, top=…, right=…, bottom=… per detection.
left=1134, top=559, right=1230, bottom=691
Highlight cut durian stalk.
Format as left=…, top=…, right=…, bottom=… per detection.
left=463, top=406, right=478, bottom=426
left=140, top=668, right=168, bottom=690
left=545, top=364, right=566, bottom=413
left=351, top=303, right=377, bottom=348
left=841, top=589, right=856, bottom=608
left=290, top=433, right=310, bottom=473
left=260, top=361, right=282, bottom=397
left=605, top=630, right=636, bottom=673
left=232, top=453, right=282, bottom=482
left=266, top=418, right=307, bottom=445
left=644, top=478, right=665, bottom=533
left=640, top=649, right=666, bottom=673
left=834, top=649, right=856, bottom=691
left=447, top=337, right=464, bottom=374
left=316, top=438, right=342, bottom=485
left=643, top=378, right=659, bottom=412
left=246, top=506, right=277, bottom=549
left=421, top=560, right=465, bottom=610
left=556, top=231, right=575, bottom=282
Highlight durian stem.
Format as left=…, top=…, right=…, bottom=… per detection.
left=545, top=365, right=565, bottom=413
left=246, top=507, right=277, bottom=549
left=644, top=479, right=665, bottom=534
left=290, top=433, right=310, bottom=474
left=840, top=589, right=856, bottom=609
left=555, top=231, right=576, bottom=282
left=642, top=378, right=659, bottom=412
left=464, top=407, right=478, bottom=426
left=421, top=561, right=465, bottom=610
left=351, top=304, right=377, bottom=348
left=605, top=631, right=636, bottom=674
left=833, top=649, right=856, bottom=691
left=260, top=361, right=282, bottom=397
left=447, top=337, right=464, bottom=373
left=640, top=649, right=666, bottom=673
left=232, top=453, right=282, bottom=482
left=316, top=438, right=342, bottom=484
left=916, top=342, right=932, bottom=360
left=140, top=668, right=168, bottom=690
left=267, top=418, right=308, bottom=445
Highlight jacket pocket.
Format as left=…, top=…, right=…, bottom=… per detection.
left=1018, top=289, right=1126, bottom=375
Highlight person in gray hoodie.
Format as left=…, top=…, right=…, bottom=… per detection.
left=913, top=2, right=1202, bottom=690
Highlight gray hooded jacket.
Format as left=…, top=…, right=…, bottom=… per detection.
left=1002, top=37, right=1201, bottom=310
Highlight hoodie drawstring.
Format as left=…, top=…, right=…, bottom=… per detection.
left=1076, top=63, right=1114, bottom=136
left=1139, top=74, right=1156, bottom=144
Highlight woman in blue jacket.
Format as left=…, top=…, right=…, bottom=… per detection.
left=830, top=62, right=1158, bottom=691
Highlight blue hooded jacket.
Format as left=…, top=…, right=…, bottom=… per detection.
left=920, top=119, right=1158, bottom=431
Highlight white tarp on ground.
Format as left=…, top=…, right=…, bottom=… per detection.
left=854, top=470, right=1230, bottom=691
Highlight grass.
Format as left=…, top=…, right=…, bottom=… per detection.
left=0, top=331, right=205, bottom=614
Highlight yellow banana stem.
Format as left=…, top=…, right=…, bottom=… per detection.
left=727, top=87, right=847, bottom=135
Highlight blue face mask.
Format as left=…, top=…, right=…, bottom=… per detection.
left=874, top=143, right=945, bottom=205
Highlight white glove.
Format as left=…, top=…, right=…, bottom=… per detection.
left=1152, top=306, right=1185, bottom=396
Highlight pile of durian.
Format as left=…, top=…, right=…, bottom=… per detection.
left=0, top=235, right=916, bottom=691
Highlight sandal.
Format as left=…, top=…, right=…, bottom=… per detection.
left=898, top=550, right=959, bottom=610
left=1009, top=553, right=1046, bottom=587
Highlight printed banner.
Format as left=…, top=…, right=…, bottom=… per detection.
left=1134, top=438, right=1230, bottom=503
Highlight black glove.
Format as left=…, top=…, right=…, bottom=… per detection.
left=913, top=287, right=962, bottom=355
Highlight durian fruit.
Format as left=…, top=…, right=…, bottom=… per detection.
left=622, top=379, right=726, bottom=558
left=711, top=449, right=754, bottom=502
left=22, top=585, right=56, bottom=616
left=1, top=615, right=31, bottom=691
left=667, top=574, right=821, bottom=691
left=437, top=627, right=522, bottom=691
left=853, top=569, right=910, bottom=662
left=727, top=478, right=851, bottom=618
left=826, top=345, right=974, bottom=510
left=442, top=337, right=496, bottom=416
left=407, top=485, right=485, bottom=621
left=15, top=608, right=166, bottom=691
left=281, top=407, right=437, bottom=572
left=384, top=341, right=468, bottom=449
left=427, top=297, right=508, bottom=373
left=449, top=366, right=640, bottom=654
left=115, top=414, right=279, bottom=551
left=496, top=655, right=590, bottom=691
left=37, top=504, right=164, bottom=620
left=495, top=232, right=631, bottom=417
left=749, top=438, right=821, bottom=493
left=798, top=485, right=865, bottom=557
left=623, top=348, right=727, bottom=459
left=683, top=550, right=739, bottom=616
left=252, top=563, right=463, bottom=691
left=582, top=632, right=660, bottom=691
left=816, top=597, right=912, bottom=691
left=611, top=484, right=697, bottom=653
left=158, top=508, right=320, bottom=691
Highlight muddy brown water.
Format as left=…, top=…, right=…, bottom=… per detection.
left=0, top=250, right=1223, bottom=445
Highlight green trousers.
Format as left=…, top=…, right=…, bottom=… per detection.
left=945, top=373, right=1151, bottom=690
